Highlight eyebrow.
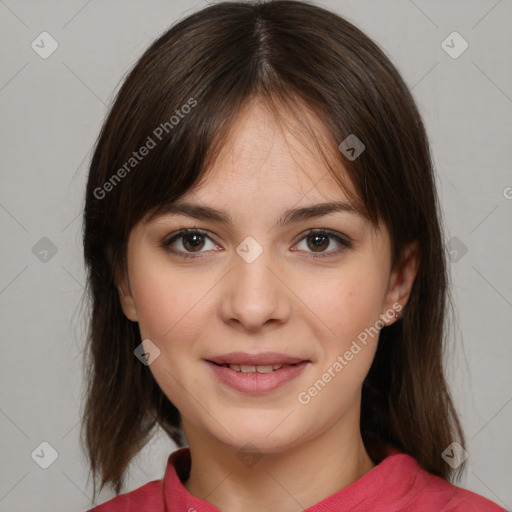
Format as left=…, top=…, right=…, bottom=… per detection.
left=152, top=200, right=365, bottom=227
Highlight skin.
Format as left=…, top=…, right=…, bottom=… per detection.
left=117, top=99, right=420, bottom=512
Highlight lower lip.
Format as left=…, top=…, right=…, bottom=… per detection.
left=206, top=361, right=310, bottom=394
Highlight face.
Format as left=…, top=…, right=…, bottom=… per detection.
left=118, top=100, right=418, bottom=454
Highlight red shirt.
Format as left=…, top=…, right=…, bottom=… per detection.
left=89, top=447, right=505, bottom=511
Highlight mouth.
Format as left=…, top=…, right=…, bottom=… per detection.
left=208, top=361, right=301, bottom=374
left=204, top=353, right=311, bottom=394
left=206, top=351, right=308, bottom=367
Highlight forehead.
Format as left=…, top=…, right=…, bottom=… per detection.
left=188, top=99, right=358, bottom=205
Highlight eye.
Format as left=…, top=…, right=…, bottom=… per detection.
left=293, top=229, right=352, bottom=260
left=162, top=229, right=220, bottom=259
left=162, top=228, right=352, bottom=260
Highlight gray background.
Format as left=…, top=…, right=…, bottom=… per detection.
left=0, top=0, right=511, bottom=510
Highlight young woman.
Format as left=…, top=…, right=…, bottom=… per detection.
left=81, top=1, right=505, bottom=510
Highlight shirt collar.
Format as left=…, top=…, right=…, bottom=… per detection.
left=162, top=446, right=421, bottom=512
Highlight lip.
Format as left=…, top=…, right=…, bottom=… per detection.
left=205, top=358, right=310, bottom=394
left=206, top=352, right=307, bottom=366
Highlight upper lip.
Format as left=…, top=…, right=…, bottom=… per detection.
left=206, top=352, right=308, bottom=366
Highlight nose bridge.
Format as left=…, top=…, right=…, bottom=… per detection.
left=220, top=236, right=289, bottom=330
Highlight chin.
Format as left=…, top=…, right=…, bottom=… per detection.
left=210, top=415, right=311, bottom=454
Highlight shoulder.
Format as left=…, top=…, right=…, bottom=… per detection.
left=86, top=479, right=165, bottom=512
left=392, top=453, right=506, bottom=511
left=417, top=478, right=506, bottom=511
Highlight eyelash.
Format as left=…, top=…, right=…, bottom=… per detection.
left=161, top=228, right=352, bottom=260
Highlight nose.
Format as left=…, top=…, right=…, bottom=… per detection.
left=219, top=245, right=291, bottom=333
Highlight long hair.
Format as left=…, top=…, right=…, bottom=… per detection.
left=81, top=0, right=465, bottom=500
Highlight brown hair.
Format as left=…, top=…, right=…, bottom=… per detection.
left=81, top=0, right=465, bottom=500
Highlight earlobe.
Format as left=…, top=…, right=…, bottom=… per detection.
left=116, top=271, right=138, bottom=322
left=384, top=242, right=421, bottom=324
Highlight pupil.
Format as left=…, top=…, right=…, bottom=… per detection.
left=185, top=234, right=204, bottom=251
left=309, top=234, right=328, bottom=251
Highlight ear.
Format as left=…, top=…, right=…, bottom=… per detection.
left=115, top=269, right=139, bottom=322
left=382, top=241, right=420, bottom=325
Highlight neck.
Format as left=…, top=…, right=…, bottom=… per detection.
left=182, top=408, right=375, bottom=512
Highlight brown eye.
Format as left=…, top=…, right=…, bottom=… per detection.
left=181, top=232, right=206, bottom=252
left=294, top=229, right=352, bottom=259
left=307, top=233, right=330, bottom=252
left=163, top=229, right=220, bottom=258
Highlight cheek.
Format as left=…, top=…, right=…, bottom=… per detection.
left=296, top=262, right=388, bottom=346
left=293, top=267, right=384, bottom=420
left=129, top=263, right=210, bottom=417
left=130, top=257, right=209, bottom=341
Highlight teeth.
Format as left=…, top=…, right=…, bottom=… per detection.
left=255, top=365, right=274, bottom=374
left=227, top=363, right=287, bottom=373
